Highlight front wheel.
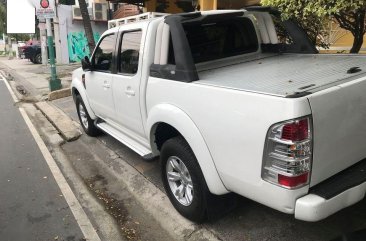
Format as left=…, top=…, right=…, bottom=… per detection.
left=76, top=95, right=101, bottom=137
left=161, top=136, right=208, bottom=222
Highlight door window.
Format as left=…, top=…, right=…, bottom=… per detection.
left=118, top=31, right=142, bottom=75
left=92, top=34, right=115, bottom=72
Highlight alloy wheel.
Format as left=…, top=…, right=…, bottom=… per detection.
left=166, top=156, right=194, bottom=206
left=78, top=103, right=89, bottom=129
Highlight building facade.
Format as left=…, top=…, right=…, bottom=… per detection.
left=52, top=0, right=365, bottom=64
left=54, top=0, right=109, bottom=64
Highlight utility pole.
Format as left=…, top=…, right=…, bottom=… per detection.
left=3, top=33, right=6, bottom=52
left=46, top=18, right=61, bottom=91
left=33, top=0, right=61, bottom=91
left=7, top=35, right=13, bottom=60
left=39, top=21, right=48, bottom=65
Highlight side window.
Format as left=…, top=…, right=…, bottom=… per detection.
left=119, top=30, right=142, bottom=75
left=93, top=34, right=115, bottom=72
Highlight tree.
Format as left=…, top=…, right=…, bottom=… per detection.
left=0, top=1, right=6, bottom=36
left=315, top=1, right=366, bottom=53
left=261, top=0, right=366, bottom=53
left=261, top=0, right=328, bottom=48
left=78, top=0, right=95, bottom=54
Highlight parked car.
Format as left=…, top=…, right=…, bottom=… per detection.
left=71, top=8, right=366, bottom=223
left=23, top=44, right=42, bottom=64
left=22, top=41, right=55, bottom=64
left=19, top=40, right=40, bottom=61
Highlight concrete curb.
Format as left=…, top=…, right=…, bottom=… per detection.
left=48, top=88, right=72, bottom=101
left=35, top=101, right=81, bottom=142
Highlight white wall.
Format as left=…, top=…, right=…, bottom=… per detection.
left=55, top=4, right=107, bottom=64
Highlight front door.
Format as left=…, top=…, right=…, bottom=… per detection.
left=86, top=33, right=116, bottom=120
left=112, top=29, right=145, bottom=138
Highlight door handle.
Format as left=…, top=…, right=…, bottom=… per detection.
left=103, top=83, right=110, bottom=89
left=125, top=87, right=135, bottom=96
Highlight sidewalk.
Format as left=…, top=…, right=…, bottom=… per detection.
left=0, top=57, right=80, bottom=100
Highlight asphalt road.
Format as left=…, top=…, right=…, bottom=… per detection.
left=54, top=96, right=366, bottom=241
left=0, top=80, right=84, bottom=241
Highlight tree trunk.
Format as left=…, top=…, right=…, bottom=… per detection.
left=350, top=35, right=364, bottom=53
left=78, top=0, right=95, bottom=55
left=334, top=9, right=365, bottom=54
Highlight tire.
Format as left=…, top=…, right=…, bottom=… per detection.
left=34, top=53, right=42, bottom=64
left=161, top=136, right=209, bottom=222
left=75, top=95, right=101, bottom=137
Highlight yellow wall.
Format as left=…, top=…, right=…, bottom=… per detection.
left=199, top=0, right=217, bottom=11
left=144, top=0, right=156, bottom=12
left=145, top=0, right=185, bottom=13
left=333, top=32, right=366, bottom=49
left=326, top=21, right=366, bottom=50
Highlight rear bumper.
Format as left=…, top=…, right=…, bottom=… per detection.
left=295, top=182, right=366, bottom=221
left=295, top=158, right=366, bottom=221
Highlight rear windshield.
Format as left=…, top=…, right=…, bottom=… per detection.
left=183, top=17, right=258, bottom=63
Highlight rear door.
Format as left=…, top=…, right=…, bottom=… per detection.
left=111, top=28, right=145, bottom=138
left=308, top=74, right=366, bottom=186
left=86, top=33, right=117, bottom=120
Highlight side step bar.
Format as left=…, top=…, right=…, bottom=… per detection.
left=96, top=122, right=152, bottom=157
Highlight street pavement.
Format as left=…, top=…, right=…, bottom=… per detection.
left=0, top=79, right=85, bottom=241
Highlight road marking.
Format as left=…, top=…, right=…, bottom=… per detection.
left=1, top=73, right=101, bottom=241
left=0, top=72, right=19, bottom=103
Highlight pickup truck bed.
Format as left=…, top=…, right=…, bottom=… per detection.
left=198, top=54, right=366, bottom=97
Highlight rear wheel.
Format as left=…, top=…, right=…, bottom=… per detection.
left=76, top=95, right=101, bottom=137
left=161, top=136, right=208, bottom=222
left=34, top=53, right=42, bottom=64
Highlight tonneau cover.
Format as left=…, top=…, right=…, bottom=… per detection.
left=197, top=54, right=366, bottom=97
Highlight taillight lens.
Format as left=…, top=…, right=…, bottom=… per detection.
left=262, top=116, right=312, bottom=189
left=281, top=119, right=309, bottom=141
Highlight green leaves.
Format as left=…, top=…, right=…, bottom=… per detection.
left=261, top=0, right=366, bottom=52
left=0, top=2, right=6, bottom=35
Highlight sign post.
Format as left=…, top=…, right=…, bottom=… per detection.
left=34, top=0, right=61, bottom=91
left=45, top=18, right=61, bottom=91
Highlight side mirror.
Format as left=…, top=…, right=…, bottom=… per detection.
left=81, top=56, right=92, bottom=71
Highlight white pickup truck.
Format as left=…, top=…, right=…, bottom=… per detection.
left=71, top=8, right=366, bottom=223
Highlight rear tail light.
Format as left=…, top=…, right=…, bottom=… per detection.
left=281, top=119, right=309, bottom=141
left=262, top=116, right=312, bottom=189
